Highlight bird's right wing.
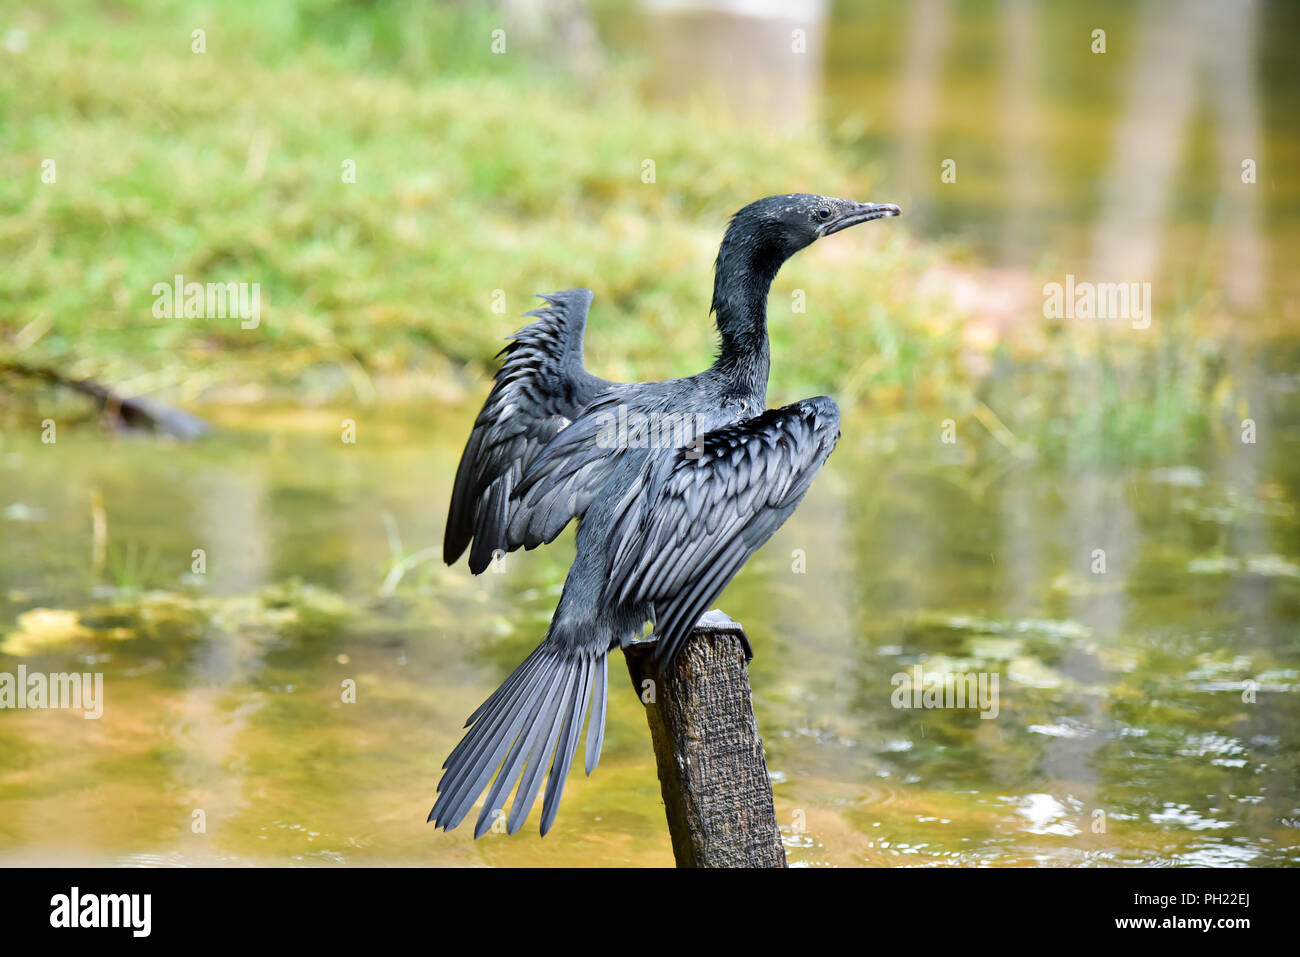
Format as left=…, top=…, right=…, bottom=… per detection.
left=602, top=396, right=841, bottom=665
left=444, top=290, right=614, bottom=573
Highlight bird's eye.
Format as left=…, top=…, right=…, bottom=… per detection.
left=815, top=207, right=833, bottom=222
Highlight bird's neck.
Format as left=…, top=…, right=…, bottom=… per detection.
left=710, top=250, right=780, bottom=401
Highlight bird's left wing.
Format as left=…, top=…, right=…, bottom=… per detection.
left=602, top=396, right=841, bottom=665
left=503, top=390, right=639, bottom=551
left=444, top=290, right=614, bottom=573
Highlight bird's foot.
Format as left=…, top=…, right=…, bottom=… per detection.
left=694, top=609, right=752, bottom=661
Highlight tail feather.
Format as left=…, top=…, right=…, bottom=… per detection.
left=456, top=644, right=548, bottom=745
left=437, top=656, right=549, bottom=800
left=541, top=658, right=592, bottom=834
left=584, top=654, right=607, bottom=776
left=433, top=649, right=557, bottom=827
left=474, top=661, right=568, bottom=838
left=502, top=664, right=579, bottom=835
left=430, top=643, right=609, bottom=837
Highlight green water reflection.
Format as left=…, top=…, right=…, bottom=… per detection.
left=2, top=0, right=1299, bottom=869
left=1, top=378, right=1296, bottom=866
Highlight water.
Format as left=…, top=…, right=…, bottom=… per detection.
left=1, top=385, right=1296, bottom=866
left=622, top=0, right=1300, bottom=315
left=2, top=0, right=1298, bottom=867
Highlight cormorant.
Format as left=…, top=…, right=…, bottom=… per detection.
left=432, top=193, right=901, bottom=837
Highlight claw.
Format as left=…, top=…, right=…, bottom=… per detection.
left=695, top=609, right=752, bottom=661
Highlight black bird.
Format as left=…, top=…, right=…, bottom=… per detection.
left=433, top=194, right=900, bottom=837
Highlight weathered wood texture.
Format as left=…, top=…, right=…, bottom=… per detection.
left=625, top=611, right=786, bottom=868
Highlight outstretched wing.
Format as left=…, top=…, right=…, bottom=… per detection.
left=503, top=390, right=639, bottom=552
left=444, top=290, right=615, bottom=573
left=603, top=396, right=841, bottom=665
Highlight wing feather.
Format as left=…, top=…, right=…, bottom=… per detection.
left=603, top=397, right=842, bottom=666
left=444, top=290, right=615, bottom=572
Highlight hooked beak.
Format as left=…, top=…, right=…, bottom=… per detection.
left=820, top=202, right=902, bottom=236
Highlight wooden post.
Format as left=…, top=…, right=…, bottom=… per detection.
left=624, top=610, right=786, bottom=868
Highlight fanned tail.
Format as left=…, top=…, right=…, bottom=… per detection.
left=429, top=642, right=608, bottom=837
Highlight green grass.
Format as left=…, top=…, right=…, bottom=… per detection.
left=0, top=1, right=927, bottom=394
left=0, top=0, right=1231, bottom=463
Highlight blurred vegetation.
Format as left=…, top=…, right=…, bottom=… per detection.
left=0, top=0, right=1246, bottom=463
left=1, top=2, right=1295, bottom=869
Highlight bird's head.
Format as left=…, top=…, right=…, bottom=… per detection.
left=713, top=194, right=900, bottom=313
left=723, top=193, right=900, bottom=264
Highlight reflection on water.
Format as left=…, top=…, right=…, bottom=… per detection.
left=640, top=0, right=827, bottom=130
left=1, top=382, right=1297, bottom=867
left=618, top=0, right=1300, bottom=313
left=2, top=0, right=1298, bottom=869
